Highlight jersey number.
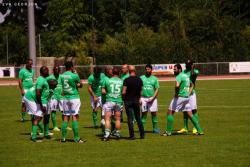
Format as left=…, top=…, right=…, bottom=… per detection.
left=110, top=84, right=121, bottom=94
left=64, top=80, right=72, bottom=92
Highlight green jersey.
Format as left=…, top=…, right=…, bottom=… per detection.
left=103, top=77, right=123, bottom=104
left=140, top=75, right=159, bottom=97
left=101, top=75, right=110, bottom=104
left=36, top=76, right=50, bottom=104
left=120, top=73, right=129, bottom=81
left=24, top=87, right=36, bottom=102
left=46, top=74, right=63, bottom=100
left=88, top=74, right=103, bottom=97
left=176, top=71, right=191, bottom=97
left=61, top=71, right=81, bottom=99
left=18, top=68, right=34, bottom=89
left=100, top=72, right=106, bottom=79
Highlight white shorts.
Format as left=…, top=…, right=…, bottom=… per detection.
left=189, top=92, right=197, bottom=110
left=168, top=97, right=191, bottom=112
left=48, top=99, right=64, bottom=112
left=90, top=96, right=102, bottom=109
left=23, top=97, right=49, bottom=117
left=141, top=97, right=158, bottom=112
left=103, top=102, right=123, bottom=113
left=63, top=99, right=81, bottom=116
left=102, top=105, right=106, bottom=117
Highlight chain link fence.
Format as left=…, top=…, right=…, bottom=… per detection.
left=8, top=62, right=249, bottom=80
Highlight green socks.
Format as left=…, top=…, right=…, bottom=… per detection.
left=62, top=121, right=81, bottom=141
left=44, top=115, right=50, bottom=136
left=38, top=121, right=44, bottom=133
left=31, top=125, right=38, bottom=140
left=190, top=115, right=203, bottom=133
left=51, top=112, right=57, bottom=128
left=92, top=112, right=98, bottom=127
left=141, top=115, right=147, bottom=128
left=193, top=112, right=199, bottom=123
left=166, top=115, right=174, bottom=134
left=183, top=112, right=189, bottom=130
left=142, top=114, right=158, bottom=131
left=31, top=115, right=43, bottom=134
left=72, top=121, right=79, bottom=142
left=152, top=115, right=158, bottom=130
left=62, top=121, right=68, bottom=139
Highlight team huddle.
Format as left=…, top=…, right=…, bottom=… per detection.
left=18, top=59, right=204, bottom=143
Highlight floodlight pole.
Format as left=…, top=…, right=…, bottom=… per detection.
left=124, top=0, right=127, bottom=58
left=27, top=0, right=37, bottom=72
left=38, top=34, right=41, bottom=57
left=6, top=34, right=8, bottom=65
left=91, top=0, right=96, bottom=65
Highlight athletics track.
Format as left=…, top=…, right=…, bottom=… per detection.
left=1, top=74, right=250, bottom=86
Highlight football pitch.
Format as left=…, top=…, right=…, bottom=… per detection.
left=0, top=79, right=249, bottom=167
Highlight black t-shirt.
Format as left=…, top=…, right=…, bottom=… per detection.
left=123, top=76, right=143, bottom=103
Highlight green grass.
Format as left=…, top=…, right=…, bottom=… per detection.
left=0, top=79, right=249, bottom=167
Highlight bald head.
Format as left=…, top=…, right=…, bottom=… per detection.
left=40, top=66, right=49, bottom=78
left=122, top=64, right=129, bottom=74
left=105, top=65, right=113, bottom=77
left=129, top=65, right=136, bottom=76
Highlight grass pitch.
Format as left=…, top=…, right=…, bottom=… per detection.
left=0, top=79, right=249, bottom=167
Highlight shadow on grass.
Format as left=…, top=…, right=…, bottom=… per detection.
left=54, top=138, right=75, bottom=142
left=83, top=126, right=100, bottom=129
left=15, top=119, right=31, bottom=123
left=133, top=130, right=193, bottom=136
left=20, top=132, right=31, bottom=136
left=95, top=134, right=144, bottom=141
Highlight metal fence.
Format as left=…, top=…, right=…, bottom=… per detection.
left=8, top=62, right=249, bottom=79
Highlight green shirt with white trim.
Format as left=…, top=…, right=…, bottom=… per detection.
left=18, top=68, right=34, bottom=90
left=176, top=71, right=191, bottom=97
left=140, top=75, right=159, bottom=97
left=61, top=71, right=81, bottom=100
left=103, top=77, right=123, bottom=104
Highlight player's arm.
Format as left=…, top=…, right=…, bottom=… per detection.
left=101, top=78, right=107, bottom=95
left=175, top=81, right=180, bottom=98
left=36, top=88, right=46, bottom=113
left=88, top=84, right=98, bottom=102
left=122, top=86, right=127, bottom=101
left=32, top=70, right=35, bottom=85
left=102, top=87, right=106, bottom=95
left=149, top=79, right=159, bottom=102
left=122, top=79, right=127, bottom=100
left=151, top=88, right=159, bottom=101
left=191, top=67, right=195, bottom=76
left=61, top=77, right=65, bottom=96
left=189, top=82, right=194, bottom=96
left=75, top=74, right=83, bottom=88
left=77, top=82, right=83, bottom=88
left=87, top=76, right=96, bottom=97
left=138, top=79, right=143, bottom=104
left=18, top=79, right=25, bottom=95
left=18, top=71, right=25, bottom=95
left=88, top=84, right=95, bottom=96
left=191, top=65, right=199, bottom=78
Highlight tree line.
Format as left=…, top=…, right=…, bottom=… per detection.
left=0, top=0, right=250, bottom=65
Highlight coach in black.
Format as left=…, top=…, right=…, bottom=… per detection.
left=122, top=65, right=144, bottom=139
